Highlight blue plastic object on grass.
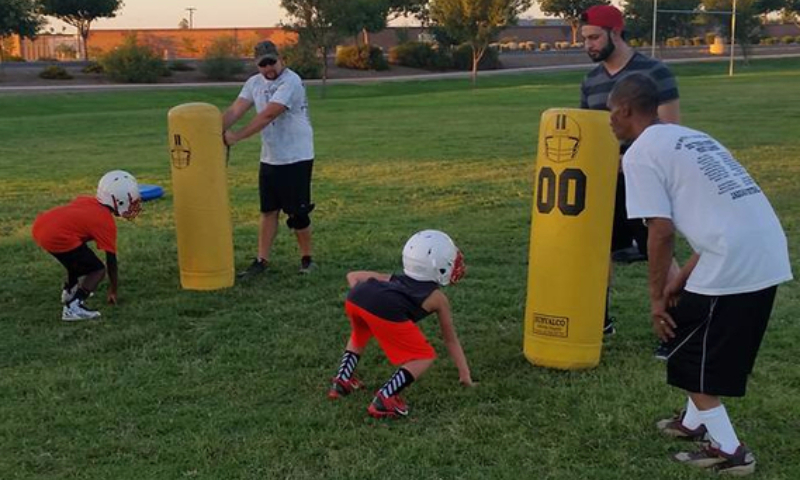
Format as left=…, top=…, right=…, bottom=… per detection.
left=139, top=184, right=164, bottom=202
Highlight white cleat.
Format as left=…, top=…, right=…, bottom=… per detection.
left=62, top=302, right=102, bottom=322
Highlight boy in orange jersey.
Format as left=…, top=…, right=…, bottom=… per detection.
left=32, top=170, right=141, bottom=321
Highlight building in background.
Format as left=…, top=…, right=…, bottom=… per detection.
left=3, top=27, right=295, bottom=61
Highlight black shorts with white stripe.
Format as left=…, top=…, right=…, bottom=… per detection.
left=664, top=286, right=778, bottom=397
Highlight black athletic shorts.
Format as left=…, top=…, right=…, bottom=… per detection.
left=51, top=244, right=105, bottom=278
left=664, top=286, right=778, bottom=397
left=611, top=171, right=648, bottom=253
left=259, top=160, right=313, bottom=214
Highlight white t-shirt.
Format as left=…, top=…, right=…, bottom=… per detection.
left=238, top=68, right=314, bottom=165
left=623, top=124, right=792, bottom=295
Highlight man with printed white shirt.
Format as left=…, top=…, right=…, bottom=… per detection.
left=223, top=40, right=316, bottom=277
left=608, top=74, right=792, bottom=475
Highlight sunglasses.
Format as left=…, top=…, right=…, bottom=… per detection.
left=257, top=57, right=277, bottom=67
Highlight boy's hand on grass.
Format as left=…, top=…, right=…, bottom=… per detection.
left=460, top=377, right=478, bottom=388
left=107, top=291, right=118, bottom=305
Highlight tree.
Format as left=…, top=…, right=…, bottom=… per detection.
left=430, top=0, right=531, bottom=84
left=387, top=0, right=430, bottom=22
left=281, top=0, right=346, bottom=96
left=702, top=0, right=765, bottom=58
left=786, top=0, right=800, bottom=25
left=39, top=0, right=124, bottom=60
left=338, top=0, right=389, bottom=46
left=0, top=0, right=44, bottom=40
left=178, top=18, right=189, bottom=29
left=623, top=0, right=701, bottom=45
left=537, top=0, right=609, bottom=44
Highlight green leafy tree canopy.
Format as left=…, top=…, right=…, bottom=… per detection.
left=39, top=0, right=123, bottom=60
left=537, top=0, right=609, bottom=43
left=0, top=0, right=44, bottom=39
left=623, top=0, right=701, bottom=44
left=430, top=0, right=531, bottom=83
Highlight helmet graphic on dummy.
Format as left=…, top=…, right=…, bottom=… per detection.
left=402, top=230, right=465, bottom=286
left=96, top=170, right=142, bottom=219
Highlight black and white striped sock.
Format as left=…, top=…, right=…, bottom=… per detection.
left=335, top=350, right=360, bottom=381
left=379, top=368, right=415, bottom=398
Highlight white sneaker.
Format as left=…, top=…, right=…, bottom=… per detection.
left=62, top=301, right=102, bottom=321
left=62, top=286, right=93, bottom=305
left=61, top=284, right=78, bottom=304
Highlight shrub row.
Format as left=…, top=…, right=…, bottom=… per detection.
left=335, top=45, right=390, bottom=71
left=282, top=43, right=323, bottom=79
left=387, top=42, right=501, bottom=71
left=760, top=36, right=800, bottom=44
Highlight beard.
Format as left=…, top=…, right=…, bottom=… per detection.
left=589, top=40, right=615, bottom=63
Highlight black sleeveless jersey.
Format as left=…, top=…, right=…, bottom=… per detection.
left=347, top=274, right=439, bottom=323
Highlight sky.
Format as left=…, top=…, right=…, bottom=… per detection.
left=43, top=0, right=549, bottom=32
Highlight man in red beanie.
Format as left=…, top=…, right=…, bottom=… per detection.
left=579, top=4, right=681, bottom=347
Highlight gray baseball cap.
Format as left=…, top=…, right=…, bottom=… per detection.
left=254, top=41, right=279, bottom=63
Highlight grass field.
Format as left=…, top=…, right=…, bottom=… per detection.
left=1, top=58, right=799, bottom=480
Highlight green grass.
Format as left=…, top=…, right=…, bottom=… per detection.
left=1, top=58, right=799, bottom=479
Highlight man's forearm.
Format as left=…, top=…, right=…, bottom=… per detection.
left=647, top=221, right=675, bottom=304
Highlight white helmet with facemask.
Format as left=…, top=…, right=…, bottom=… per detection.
left=96, top=170, right=142, bottom=219
left=402, top=230, right=465, bottom=286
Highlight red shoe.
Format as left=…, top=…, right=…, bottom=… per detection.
left=327, top=377, right=364, bottom=399
left=367, top=394, right=409, bottom=419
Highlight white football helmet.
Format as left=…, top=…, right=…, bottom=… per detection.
left=96, top=170, right=141, bottom=219
left=402, top=230, right=465, bottom=286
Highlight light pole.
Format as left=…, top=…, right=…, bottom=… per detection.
left=729, top=0, right=737, bottom=76
left=186, top=7, right=196, bottom=29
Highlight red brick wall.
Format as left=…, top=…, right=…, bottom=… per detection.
left=86, top=28, right=297, bottom=59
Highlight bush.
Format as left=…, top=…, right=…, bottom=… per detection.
left=389, top=41, right=450, bottom=70
left=168, top=60, right=195, bottom=71
left=281, top=43, right=323, bottom=79
left=666, top=37, right=687, bottom=47
left=451, top=44, right=500, bottom=71
left=54, top=44, right=77, bottom=60
left=692, top=37, right=704, bottom=46
left=38, top=65, right=73, bottom=80
left=760, top=37, right=777, bottom=45
left=629, top=38, right=641, bottom=47
left=705, top=32, right=717, bottom=46
left=781, top=35, right=795, bottom=44
left=200, top=36, right=245, bottom=80
left=37, top=57, right=59, bottom=62
left=101, top=35, right=166, bottom=83
left=82, top=62, right=104, bottom=74
left=335, top=45, right=389, bottom=71
left=539, top=42, right=552, bottom=51
left=796, top=36, right=800, bottom=44
left=2, top=55, right=26, bottom=62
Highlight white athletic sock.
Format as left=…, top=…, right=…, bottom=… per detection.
left=682, top=396, right=702, bottom=430
left=698, top=404, right=740, bottom=455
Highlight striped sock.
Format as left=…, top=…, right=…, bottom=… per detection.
left=334, top=350, right=360, bottom=381
left=379, top=368, right=415, bottom=398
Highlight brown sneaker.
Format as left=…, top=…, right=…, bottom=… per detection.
left=656, top=410, right=708, bottom=441
left=673, top=444, right=755, bottom=475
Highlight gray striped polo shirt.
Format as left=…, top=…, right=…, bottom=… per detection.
left=580, top=52, right=679, bottom=111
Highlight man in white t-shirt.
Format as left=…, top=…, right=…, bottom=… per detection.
left=608, top=74, right=792, bottom=475
left=223, top=40, right=316, bottom=277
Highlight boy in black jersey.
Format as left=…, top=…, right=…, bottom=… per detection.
left=327, top=230, right=475, bottom=418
